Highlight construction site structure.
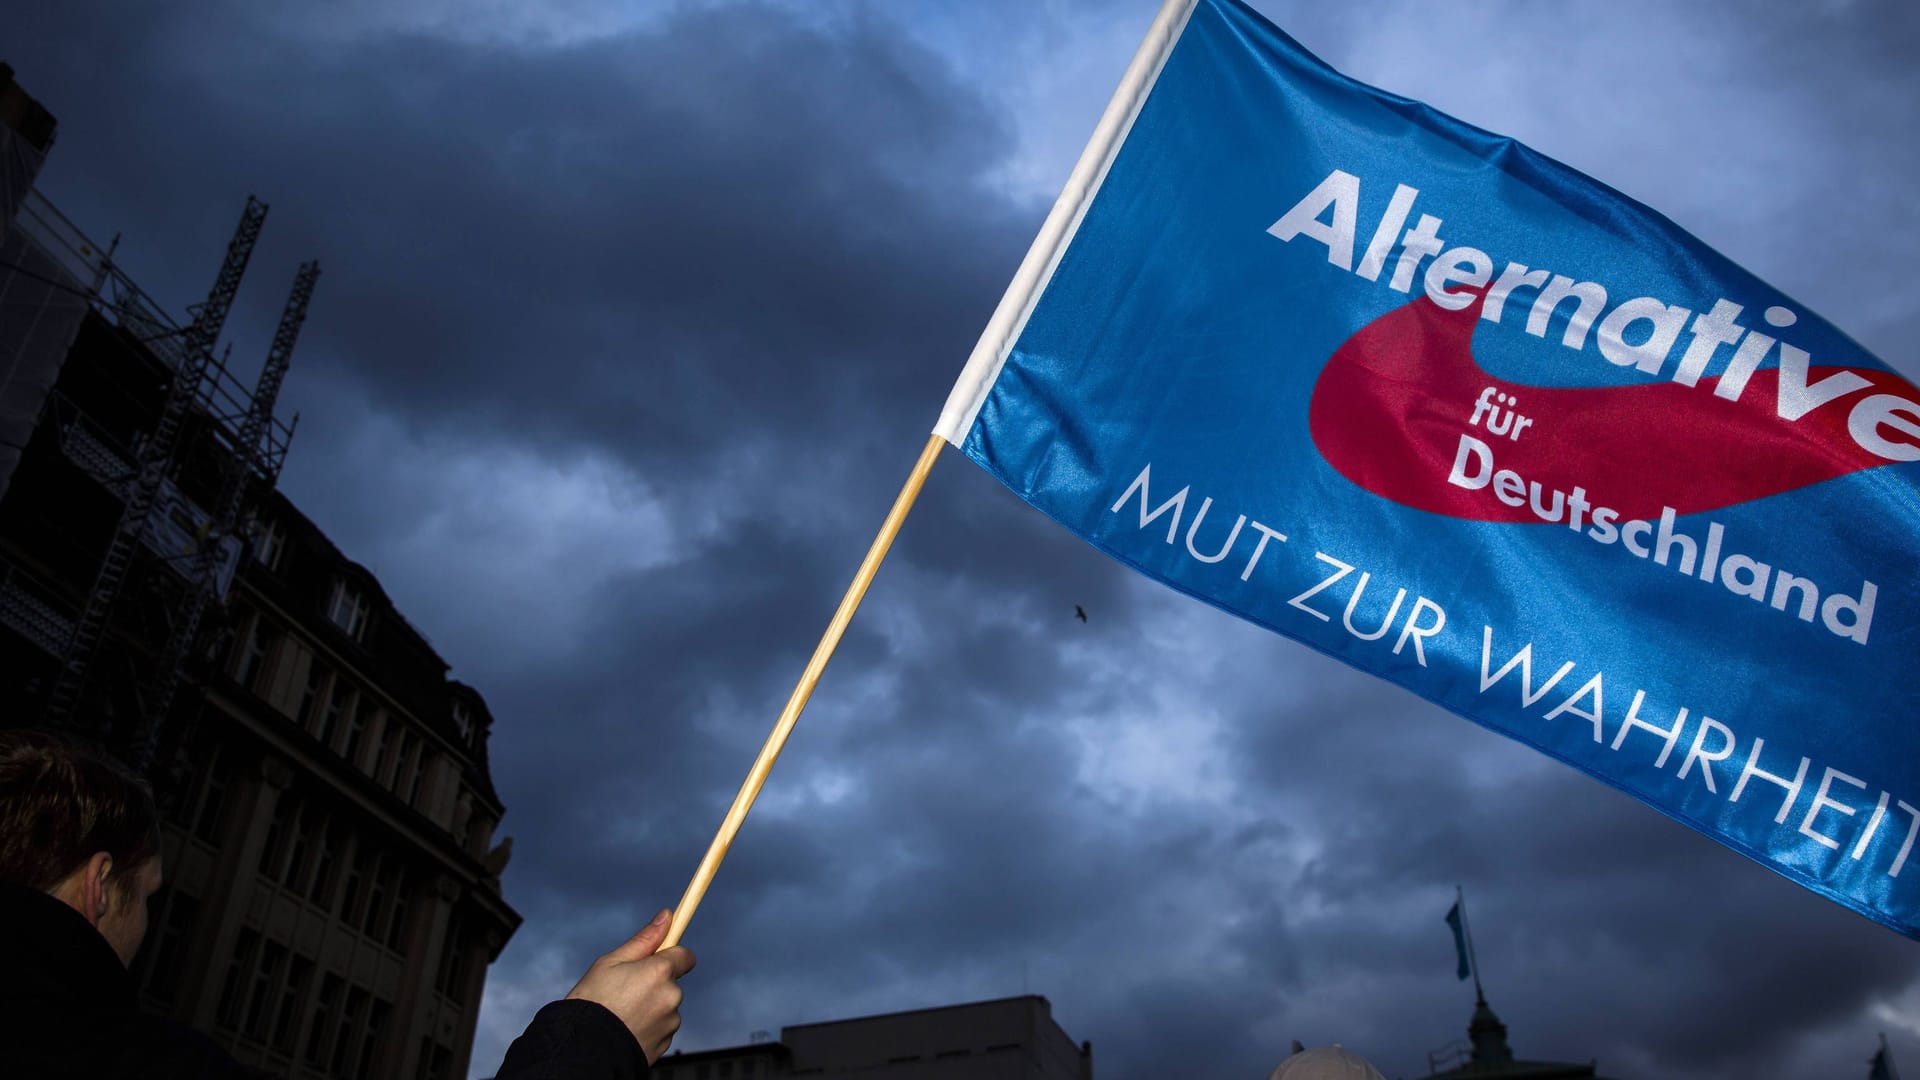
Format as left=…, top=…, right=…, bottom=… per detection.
left=0, top=63, right=76, bottom=499
left=0, top=62, right=57, bottom=232
left=140, top=255, right=320, bottom=767
left=41, top=194, right=271, bottom=755
left=0, top=66, right=521, bottom=1080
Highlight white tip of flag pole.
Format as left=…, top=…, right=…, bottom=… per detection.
left=932, top=0, right=1201, bottom=448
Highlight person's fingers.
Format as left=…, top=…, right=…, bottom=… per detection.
left=656, top=944, right=697, bottom=979
left=603, top=909, right=674, bottom=963
left=640, top=985, right=685, bottom=1064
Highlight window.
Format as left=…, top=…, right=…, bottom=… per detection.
left=416, top=1038, right=452, bottom=1080
left=280, top=803, right=318, bottom=893
left=386, top=875, right=411, bottom=953
left=141, top=891, right=200, bottom=1004
left=272, top=954, right=313, bottom=1054
left=452, top=699, right=480, bottom=752
left=258, top=793, right=295, bottom=878
left=467, top=812, right=494, bottom=858
left=362, top=858, right=413, bottom=954
left=309, top=818, right=342, bottom=909
left=344, top=698, right=376, bottom=768
left=435, top=918, right=469, bottom=1004
left=358, top=1000, right=391, bottom=1077
left=390, top=731, right=419, bottom=795
left=253, top=517, right=286, bottom=570
left=362, top=859, right=392, bottom=940
left=327, top=579, right=370, bottom=640
left=216, top=929, right=260, bottom=1031
left=367, top=714, right=395, bottom=781
left=405, top=750, right=430, bottom=807
left=161, top=761, right=194, bottom=830
left=339, top=841, right=371, bottom=925
left=306, top=974, right=342, bottom=1068
left=166, top=738, right=230, bottom=846
left=296, top=664, right=327, bottom=730
left=236, top=615, right=277, bottom=692
left=191, top=748, right=231, bottom=846
left=318, top=678, right=353, bottom=749
left=243, top=940, right=286, bottom=1042
left=332, top=987, right=368, bottom=1075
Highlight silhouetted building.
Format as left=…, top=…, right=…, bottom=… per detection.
left=0, top=61, right=57, bottom=229
left=0, top=65, right=519, bottom=1079
left=650, top=995, right=1095, bottom=1080
left=1418, top=996, right=1615, bottom=1080
left=0, top=63, right=80, bottom=500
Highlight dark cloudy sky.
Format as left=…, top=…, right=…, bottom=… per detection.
left=10, top=1, right=1919, bottom=1077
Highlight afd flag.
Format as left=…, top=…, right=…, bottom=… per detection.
left=935, top=0, right=1920, bottom=939
left=1443, top=903, right=1471, bottom=982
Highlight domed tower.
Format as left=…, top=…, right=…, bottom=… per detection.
left=1417, top=890, right=1613, bottom=1079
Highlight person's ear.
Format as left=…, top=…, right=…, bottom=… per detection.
left=82, top=852, right=114, bottom=924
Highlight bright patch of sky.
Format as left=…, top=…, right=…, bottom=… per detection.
left=1059, top=592, right=1247, bottom=815
left=278, top=399, right=676, bottom=674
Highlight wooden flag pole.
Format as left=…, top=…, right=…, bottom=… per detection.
left=661, top=432, right=948, bottom=949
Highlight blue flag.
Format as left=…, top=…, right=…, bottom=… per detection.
left=936, top=0, right=1920, bottom=939
left=1443, top=902, right=1471, bottom=982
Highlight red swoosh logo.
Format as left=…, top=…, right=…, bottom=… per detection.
left=1308, top=292, right=1908, bottom=521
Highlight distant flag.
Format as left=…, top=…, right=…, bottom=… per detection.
left=1443, top=901, right=1470, bottom=982
left=1442, top=887, right=1485, bottom=1003
left=935, top=0, right=1920, bottom=940
left=1872, top=1033, right=1900, bottom=1080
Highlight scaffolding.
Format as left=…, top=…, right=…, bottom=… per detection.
left=0, top=188, right=307, bottom=766
left=0, top=182, right=107, bottom=499
left=142, top=259, right=319, bottom=764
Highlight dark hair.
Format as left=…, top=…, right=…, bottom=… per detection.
left=0, top=728, right=160, bottom=900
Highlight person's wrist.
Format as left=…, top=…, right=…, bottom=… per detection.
left=556, top=997, right=647, bottom=1056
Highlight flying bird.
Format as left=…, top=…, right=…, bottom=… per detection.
left=1075, top=605, right=1087, bottom=623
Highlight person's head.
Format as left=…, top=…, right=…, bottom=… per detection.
left=0, top=728, right=164, bottom=966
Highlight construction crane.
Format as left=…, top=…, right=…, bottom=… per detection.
left=139, top=260, right=319, bottom=767
left=44, top=197, right=267, bottom=737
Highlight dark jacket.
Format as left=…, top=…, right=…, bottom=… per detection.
left=0, top=881, right=643, bottom=1079
left=0, top=883, right=266, bottom=1079
left=495, top=999, right=650, bottom=1080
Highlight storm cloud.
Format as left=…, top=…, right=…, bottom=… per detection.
left=8, top=1, right=1916, bottom=1077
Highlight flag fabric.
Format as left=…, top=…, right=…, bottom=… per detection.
left=1443, top=902, right=1471, bottom=981
left=935, top=0, right=1920, bottom=939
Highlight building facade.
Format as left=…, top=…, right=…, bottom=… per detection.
left=648, top=995, right=1095, bottom=1080
left=0, top=69, right=519, bottom=1080
left=124, top=490, right=521, bottom=1079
